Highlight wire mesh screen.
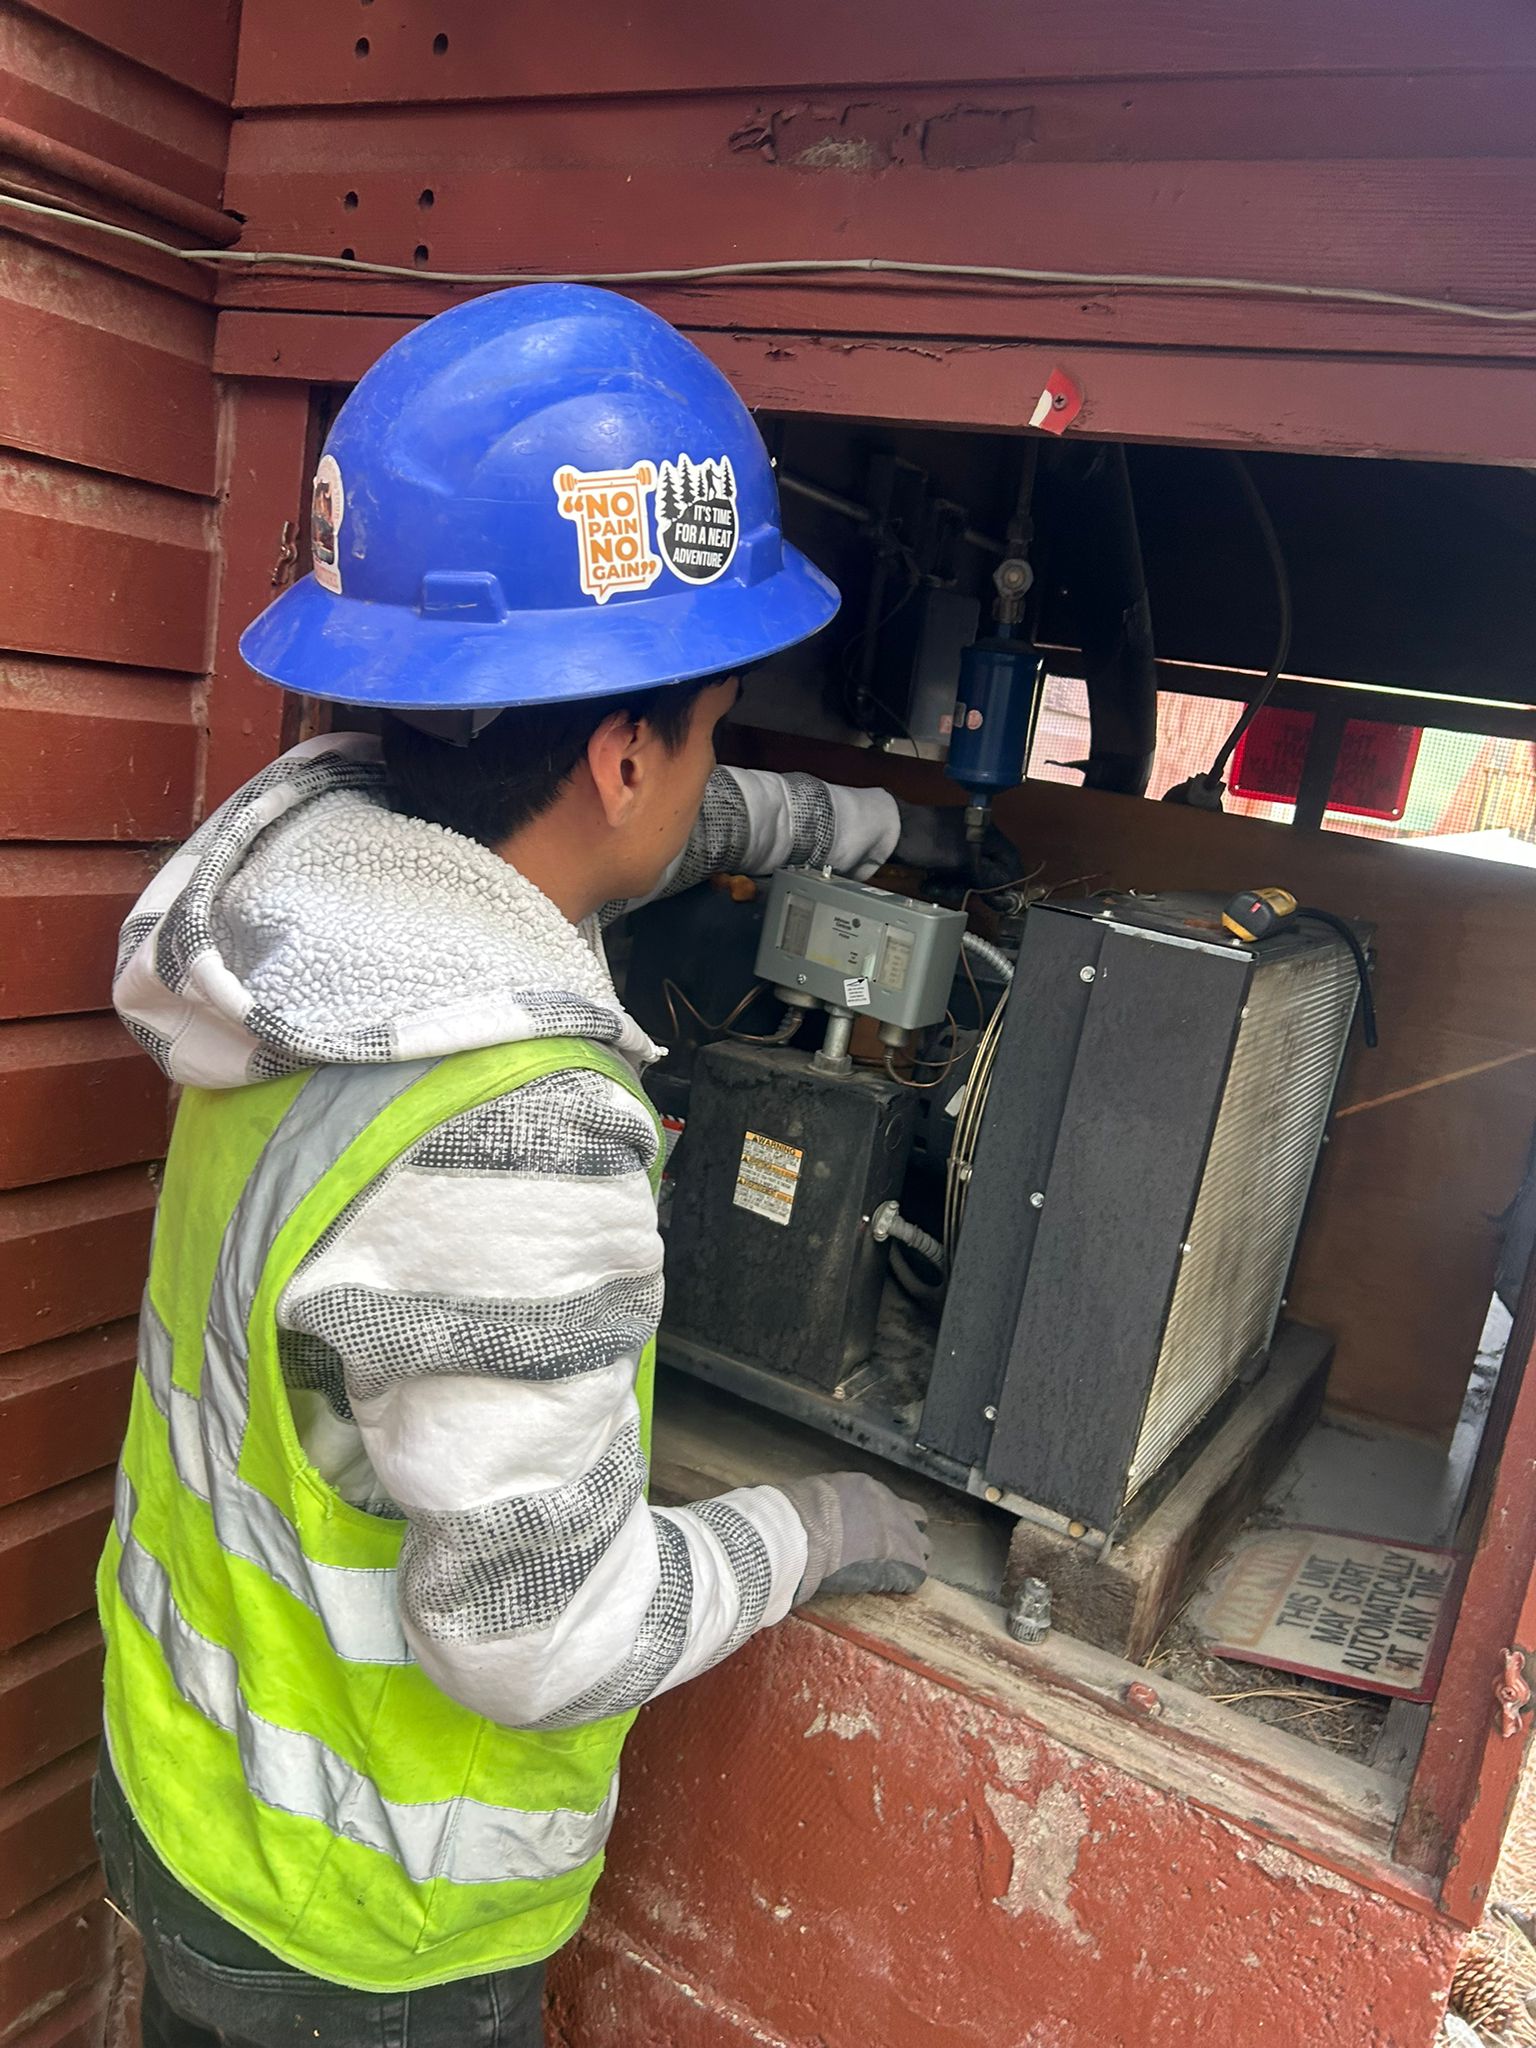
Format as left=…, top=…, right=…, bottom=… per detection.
left=1124, top=937, right=1360, bottom=1504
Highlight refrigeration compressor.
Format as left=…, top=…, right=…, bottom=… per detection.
left=651, top=873, right=1367, bottom=1542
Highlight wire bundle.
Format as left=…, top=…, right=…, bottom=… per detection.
left=943, top=973, right=1011, bottom=1255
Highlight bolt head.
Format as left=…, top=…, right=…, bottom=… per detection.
left=984, top=1486, right=1002, bottom=1504
left=983, top=1404, right=998, bottom=1422
left=1068, top=1520, right=1088, bottom=1539
left=797, top=973, right=808, bottom=985
left=1079, top=965, right=1097, bottom=983
left=1029, top=1191, right=1045, bottom=1210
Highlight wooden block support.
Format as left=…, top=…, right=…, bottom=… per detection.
left=1004, top=1322, right=1333, bottom=1664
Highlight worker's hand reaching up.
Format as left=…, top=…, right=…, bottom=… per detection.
left=780, top=1473, right=931, bottom=1603
left=891, top=800, right=1019, bottom=890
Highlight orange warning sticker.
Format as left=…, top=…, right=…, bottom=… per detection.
left=733, top=1129, right=803, bottom=1228
left=554, top=462, right=662, bottom=604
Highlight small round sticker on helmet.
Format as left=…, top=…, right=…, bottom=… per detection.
left=311, top=454, right=345, bottom=595
left=655, top=454, right=739, bottom=585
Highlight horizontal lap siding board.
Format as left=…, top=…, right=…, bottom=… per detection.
left=218, top=7, right=1536, bottom=500
left=222, top=138, right=1536, bottom=365
left=0, top=1875, right=114, bottom=2048
left=0, top=6, right=239, bottom=2043
left=0, top=1020, right=168, bottom=1192
left=0, top=667, right=199, bottom=845
left=0, top=851, right=161, bottom=1021
left=233, top=0, right=1536, bottom=104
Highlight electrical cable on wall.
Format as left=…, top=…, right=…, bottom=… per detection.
left=1162, top=453, right=1293, bottom=810
left=4, top=186, right=1536, bottom=324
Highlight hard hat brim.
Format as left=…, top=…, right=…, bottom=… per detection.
left=239, top=545, right=840, bottom=710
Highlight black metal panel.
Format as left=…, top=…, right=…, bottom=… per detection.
left=662, top=1043, right=914, bottom=1392
left=920, top=909, right=1099, bottom=1468
left=982, top=926, right=1247, bottom=1531
left=657, top=1339, right=976, bottom=1497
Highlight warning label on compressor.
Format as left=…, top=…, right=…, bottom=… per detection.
left=1197, top=1527, right=1457, bottom=1701
left=733, top=1130, right=803, bottom=1228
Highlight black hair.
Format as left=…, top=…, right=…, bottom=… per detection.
left=381, top=674, right=724, bottom=848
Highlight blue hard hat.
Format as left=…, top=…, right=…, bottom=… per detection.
left=239, top=284, right=839, bottom=711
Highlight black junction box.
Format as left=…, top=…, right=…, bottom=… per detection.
left=662, top=1043, right=916, bottom=1392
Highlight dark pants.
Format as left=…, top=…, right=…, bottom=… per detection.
left=92, top=1755, right=548, bottom=2047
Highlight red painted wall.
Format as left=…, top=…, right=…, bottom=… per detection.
left=549, top=1617, right=1462, bottom=2048
left=0, top=7, right=244, bottom=2041
left=219, top=0, right=1536, bottom=460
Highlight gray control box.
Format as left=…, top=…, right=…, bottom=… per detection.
left=754, top=868, right=966, bottom=1031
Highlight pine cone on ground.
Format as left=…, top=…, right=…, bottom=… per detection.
left=1452, top=1936, right=1536, bottom=2044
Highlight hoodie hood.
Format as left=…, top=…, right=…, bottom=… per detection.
left=113, top=734, right=660, bottom=1089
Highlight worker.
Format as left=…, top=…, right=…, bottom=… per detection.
left=96, top=284, right=991, bottom=2047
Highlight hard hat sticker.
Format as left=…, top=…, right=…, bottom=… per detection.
left=656, top=455, right=738, bottom=585
left=311, top=454, right=345, bottom=595
left=554, top=463, right=662, bottom=604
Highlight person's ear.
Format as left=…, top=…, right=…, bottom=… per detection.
left=585, top=711, right=648, bottom=827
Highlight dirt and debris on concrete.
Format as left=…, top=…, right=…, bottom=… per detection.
left=1147, top=1613, right=1389, bottom=1760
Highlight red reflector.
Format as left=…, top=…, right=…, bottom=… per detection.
left=1232, top=708, right=1422, bottom=821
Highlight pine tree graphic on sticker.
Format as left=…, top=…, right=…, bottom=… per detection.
left=656, top=452, right=740, bottom=585
left=657, top=464, right=683, bottom=535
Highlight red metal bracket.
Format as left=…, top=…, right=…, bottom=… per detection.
left=1495, top=1648, right=1530, bottom=1738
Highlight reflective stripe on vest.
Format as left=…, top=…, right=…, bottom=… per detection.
left=136, top=1280, right=407, bottom=1664
left=99, top=1038, right=662, bottom=1991
left=113, top=1475, right=618, bottom=1885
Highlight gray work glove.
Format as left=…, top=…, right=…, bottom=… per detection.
left=779, top=1473, right=931, bottom=1604
left=892, top=799, right=1019, bottom=890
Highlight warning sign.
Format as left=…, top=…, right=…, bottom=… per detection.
left=1197, top=1528, right=1457, bottom=1700
left=554, top=462, right=662, bottom=604
left=1231, top=708, right=1423, bottom=823
left=733, top=1129, right=803, bottom=1228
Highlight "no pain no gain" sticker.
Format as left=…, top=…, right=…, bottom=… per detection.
left=554, top=453, right=738, bottom=603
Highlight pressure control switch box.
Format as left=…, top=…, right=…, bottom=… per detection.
left=755, top=868, right=965, bottom=1031
left=663, top=1043, right=916, bottom=1391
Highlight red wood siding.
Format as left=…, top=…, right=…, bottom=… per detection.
left=222, top=0, right=1536, bottom=459
left=0, top=6, right=242, bottom=2042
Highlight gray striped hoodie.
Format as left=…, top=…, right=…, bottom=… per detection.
left=113, top=734, right=899, bottom=1729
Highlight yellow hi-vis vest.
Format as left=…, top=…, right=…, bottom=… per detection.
left=98, top=1039, right=661, bottom=1991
